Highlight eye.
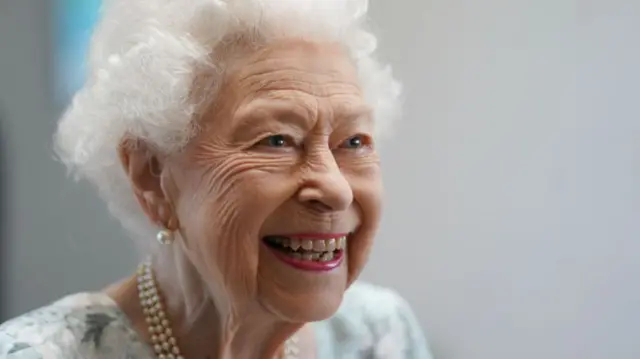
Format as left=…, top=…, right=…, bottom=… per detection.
left=339, top=134, right=370, bottom=149
left=255, top=134, right=295, bottom=148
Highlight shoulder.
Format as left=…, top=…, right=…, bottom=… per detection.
left=316, top=281, right=434, bottom=359
left=0, top=293, right=148, bottom=359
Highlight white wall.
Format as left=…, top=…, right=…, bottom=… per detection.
left=363, top=1, right=640, bottom=358
left=2, top=1, right=639, bottom=359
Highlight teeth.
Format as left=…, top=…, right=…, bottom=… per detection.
left=269, top=235, right=348, bottom=254
left=290, top=250, right=335, bottom=262
left=289, top=238, right=301, bottom=251
left=301, top=240, right=314, bottom=250
left=313, top=240, right=326, bottom=251
left=326, top=238, right=336, bottom=251
left=320, top=252, right=334, bottom=262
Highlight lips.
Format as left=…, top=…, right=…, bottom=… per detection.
left=262, top=234, right=348, bottom=271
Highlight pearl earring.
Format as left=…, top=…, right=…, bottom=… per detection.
left=156, top=228, right=174, bottom=245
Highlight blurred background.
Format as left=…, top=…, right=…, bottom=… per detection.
left=1, top=0, right=639, bottom=358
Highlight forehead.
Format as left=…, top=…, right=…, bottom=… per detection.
left=220, top=40, right=367, bottom=119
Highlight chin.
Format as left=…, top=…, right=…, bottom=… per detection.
left=259, top=285, right=347, bottom=323
left=257, top=248, right=352, bottom=322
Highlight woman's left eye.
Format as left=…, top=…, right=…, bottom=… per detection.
left=339, top=135, right=369, bottom=149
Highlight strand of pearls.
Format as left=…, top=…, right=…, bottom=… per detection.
left=137, top=262, right=184, bottom=359
left=136, top=261, right=299, bottom=359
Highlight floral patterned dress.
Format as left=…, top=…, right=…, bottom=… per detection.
left=0, top=282, right=432, bottom=359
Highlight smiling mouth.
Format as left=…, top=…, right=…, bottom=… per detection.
left=262, top=235, right=347, bottom=262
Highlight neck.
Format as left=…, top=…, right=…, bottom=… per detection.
left=108, top=249, right=303, bottom=359
left=183, top=303, right=299, bottom=359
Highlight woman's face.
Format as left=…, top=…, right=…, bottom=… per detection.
left=165, top=40, right=382, bottom=322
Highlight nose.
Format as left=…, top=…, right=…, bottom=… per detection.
left=297, top=152, right=353, bottom=212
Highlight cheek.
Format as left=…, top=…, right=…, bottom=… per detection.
left=208, top=152, right=300, bottom=230
left=175, top=152, right=300, bottom=291
left=341, top=156, right=383, bottom=225
left=351, top=170, right=383, bottom=242
left=185, top=152, right=297, bottom=232
left=342, top=160, right=383, bottom=280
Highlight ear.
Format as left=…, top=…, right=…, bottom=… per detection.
left=118, top=139, right=178, bottom=231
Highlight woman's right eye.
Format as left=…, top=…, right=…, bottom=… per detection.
left=255, top=134, right=294, bottom=148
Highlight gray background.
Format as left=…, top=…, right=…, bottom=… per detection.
left=1, top=0, right=639, bottom=358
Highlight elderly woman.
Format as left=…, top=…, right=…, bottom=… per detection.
left=0, top=0, right=431, bottom=358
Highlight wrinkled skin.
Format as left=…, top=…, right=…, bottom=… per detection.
left=116, top=40, right=383, bottom=358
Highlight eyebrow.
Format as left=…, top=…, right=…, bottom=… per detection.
left=231, top=99, right=312, bottom=140
left=231, top=99, right=374, bottom=141
left=333, top=103, right=374, bottom=126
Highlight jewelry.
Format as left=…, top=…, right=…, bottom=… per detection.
left=156, top=229, right=174, bottom=245
left=137, top=261, right=299, bottom=359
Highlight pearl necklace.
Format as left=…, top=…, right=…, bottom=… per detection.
left=137, top=261, right=299, bottom=359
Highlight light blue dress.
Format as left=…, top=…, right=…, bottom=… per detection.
left=0, top=282, right=433, bottom=358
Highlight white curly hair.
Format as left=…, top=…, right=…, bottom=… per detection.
left=54, top=0, right=401, bottom=253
